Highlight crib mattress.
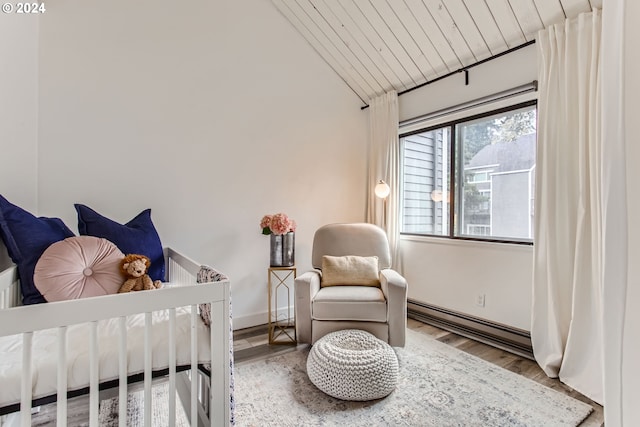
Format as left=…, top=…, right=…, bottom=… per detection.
left=0, top=307, right=211, bottom=408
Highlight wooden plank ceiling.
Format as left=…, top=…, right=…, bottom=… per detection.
left=272, top=0, right=603, bottom=104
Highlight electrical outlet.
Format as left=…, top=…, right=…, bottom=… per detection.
left=476, top=293, right=486, bottom=307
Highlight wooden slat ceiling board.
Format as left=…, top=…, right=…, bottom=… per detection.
left=561, top=0, right=594, bottom=16
left=404, top=0, right=462, bottom=71
left=339, top=1, right=413, bottom=90
left=271, top=0, right=602, bottom=104
left=462, top=0, right=508, bottom=55
left=311, top=0, right=393, bottom=94
left=356, top=0, right=427, bottom=86
left=485, top=0, right=527, bottom=47
left=438, top=0, right=491, bottom=61
left=510, top=0, right=545, bottom=40
left=533, top=0, right=567, bottom=27
left=385, top=1, right=449, bottom=76
left=369, top=0, right=434, bottom=82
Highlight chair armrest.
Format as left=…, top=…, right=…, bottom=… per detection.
left=294, top=270, right=321, bottom=344
left=380, top=269, right=408, bottom=347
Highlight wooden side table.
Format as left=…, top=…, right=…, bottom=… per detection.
left=268, top=266, right=297, bottom=345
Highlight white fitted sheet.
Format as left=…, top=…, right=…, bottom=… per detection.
left=0, top=306, right=210, bottom=408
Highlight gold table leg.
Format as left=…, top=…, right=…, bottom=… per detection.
left=268, top=267, right=297, bottom=345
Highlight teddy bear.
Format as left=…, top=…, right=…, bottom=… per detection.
left=118, top=254, right=162, bottom=293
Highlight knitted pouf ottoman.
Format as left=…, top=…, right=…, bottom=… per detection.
left=306, top=329, right=399, bottom=401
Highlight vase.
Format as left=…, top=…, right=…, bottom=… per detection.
left=270, top=232, right=295, bottom=267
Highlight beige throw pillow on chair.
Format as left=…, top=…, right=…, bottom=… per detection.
left=321, top=255, right=380, bottom=287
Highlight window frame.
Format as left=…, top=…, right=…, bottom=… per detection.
left=399, top=99, right=537, bottom=246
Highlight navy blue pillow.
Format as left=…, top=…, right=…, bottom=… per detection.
left=0, top=195, right=75, bottom=305
left=75, top=204, right=165, bottom=282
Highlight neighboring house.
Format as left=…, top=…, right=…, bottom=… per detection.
left=401, top=129, right=447, bottom=235
left=464, top=133, right=536, bottom=240
left=400, top=131, right=535, bottom=240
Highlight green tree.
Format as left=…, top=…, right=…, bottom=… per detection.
left=460, top=120, right=497, bottom=164
left=491, top=109, right=537, bottom=143
left=459, top=108, right=536, bottom=166
left=463, top=183, right=489, bottom=214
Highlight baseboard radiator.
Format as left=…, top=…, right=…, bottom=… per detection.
left=407, top=299, right=534, bottom=360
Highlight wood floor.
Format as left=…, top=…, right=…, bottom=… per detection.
left=234, top=318, right=604, bottom=427
left=7, top=317, right=604, bottom=426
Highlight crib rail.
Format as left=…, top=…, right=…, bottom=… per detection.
left=0, top=248, right=230, bottom=427
left=0, top=265, right=20, bottom=310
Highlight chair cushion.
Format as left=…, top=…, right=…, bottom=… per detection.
left=312, top=286, right=387, bottom=322
left=321, top=255, right=380, bottom=287
left=312, top=223, right=391, bottom=270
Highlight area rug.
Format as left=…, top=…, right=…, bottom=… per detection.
left=234, top=329, right=593, bottom=426
left=98, top=382, right=189, bottom=426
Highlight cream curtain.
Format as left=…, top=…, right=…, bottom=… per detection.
left=366, top=91, right=400, bottom=267
left=601, top=0, right=638, bottom=425
left=532, top=10, right=603, bottom=404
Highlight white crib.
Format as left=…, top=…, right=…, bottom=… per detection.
left=0, top=248, right=231, bottom=427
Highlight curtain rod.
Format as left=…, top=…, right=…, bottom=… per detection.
left=361, top=39, right=536, bottom=110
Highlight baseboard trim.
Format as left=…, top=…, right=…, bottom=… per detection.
left=407, top=299, right=535, bottom=360
left=233, top=306, right=294, bottom=330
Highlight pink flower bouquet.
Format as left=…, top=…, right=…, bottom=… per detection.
left=260, top=213, right=297, bottom=235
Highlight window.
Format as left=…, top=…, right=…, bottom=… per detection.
left=400, top=102, right=537, bottom=243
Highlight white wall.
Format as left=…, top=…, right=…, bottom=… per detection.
left=36, top=0, right=368, bottom=328
left=0, top=13, right=39, bottom=269
left=398, top=44, right=537, bottom=330
left=0, top=14, right=38, bottom=211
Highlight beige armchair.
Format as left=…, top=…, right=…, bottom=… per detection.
left=295, top=223, right=408, bottom=347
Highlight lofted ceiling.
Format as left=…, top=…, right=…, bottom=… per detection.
left=272, top=0, right=603, bottom=104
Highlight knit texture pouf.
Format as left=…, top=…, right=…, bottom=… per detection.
left=306, top=329, right=399, bottom=401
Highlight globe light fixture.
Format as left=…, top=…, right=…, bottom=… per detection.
left=375, top=180, right=390, bottom=227
left=375, top=180, right=390, bottom=199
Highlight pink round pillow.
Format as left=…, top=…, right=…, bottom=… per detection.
left=34, top=236, right=125, bottom=301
